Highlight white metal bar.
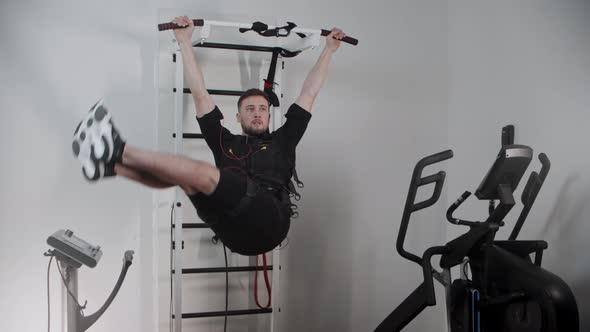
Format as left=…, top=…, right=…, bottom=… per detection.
left=270, top=249, right=281, bottom=332
left=272, top=58, right=284, bottom=131
left=194, top=20, right=321, bottom=53
left=152, top=28, right=162, bottom=332
left=172, top=50, right=184, bottom=332
left=198, top=23, right=211, bottom=41
left=202, top=20, right=322, bottom=35
left=281, top=32, right=321, bottom=52
left=268, top=56, right=284, bottom=332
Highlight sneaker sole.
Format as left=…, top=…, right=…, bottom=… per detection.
left=72, top=99, right=115, bottom=181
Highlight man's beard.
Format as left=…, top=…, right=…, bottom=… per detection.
left=242, top=123, right=268, bottom=136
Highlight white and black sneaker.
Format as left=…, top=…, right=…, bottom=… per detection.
left=72, top=99, right=126, bottom=181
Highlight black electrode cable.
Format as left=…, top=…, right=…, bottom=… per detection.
left=223, top=245, right=229, bottom=332
left=47, top=255, right=53, bottom=332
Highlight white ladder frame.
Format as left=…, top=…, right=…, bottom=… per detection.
left=171, top=49, right=286, bottom=332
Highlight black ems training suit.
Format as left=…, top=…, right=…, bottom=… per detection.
left=188, top=104, right=311, bottom=255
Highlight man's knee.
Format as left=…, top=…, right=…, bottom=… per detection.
left=181, top=185, right=198, bottom=196
left=200, top=167, right=220, bottom=195
left=185, top=164, right=220, bottom=195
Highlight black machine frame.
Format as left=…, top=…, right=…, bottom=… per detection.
left=375, top=125, right=579, bottom=332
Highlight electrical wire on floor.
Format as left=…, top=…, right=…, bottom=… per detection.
left=47, top=255, right=53, bottom=332
left=223, top=244, right=229, bottom=332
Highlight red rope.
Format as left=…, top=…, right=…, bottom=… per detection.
left=254, top=253, right=272, bottom=308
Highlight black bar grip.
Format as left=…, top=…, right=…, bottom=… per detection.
left=509, top=153, right=551, bottom=240
left=415, top=149, right=454, bottom=170
left=501, top=125, right=515, bottom=147
left=179, top=308, right=272, bottom=319
left=123, top=250, right=134, bottom=266
left=396, top=149, right=453, bottom=266
left=447, top=191, right=471, bottom=224
left=158, top=19, right=204, bottom=31
left=520, top=172, right=539, bottom=206
left=320, top=29, right=359, bottom=46
left=418, top=172, right=443, bottom=186
left=178, top=265, right=273, bottom=274
left=413, top=171, right=446, bottom=212
left=172, top=223, right=211, bottom=229
left=183, top=133, right=205, bottom=139
left=538, top=153, right=550, bottom=181
left=193, top=42, right=279, bottom=53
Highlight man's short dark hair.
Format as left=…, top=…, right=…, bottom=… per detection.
left=237, top=89, right=271, bottom=110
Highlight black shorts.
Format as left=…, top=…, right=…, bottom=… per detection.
left=188, top=169, right=291, bottom=256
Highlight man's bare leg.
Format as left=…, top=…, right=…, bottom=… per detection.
left=72, top=99, right=218, bottom=194
left=114, top=164, right=175, bottom=189
left=120, top=145, right=220, bottom=195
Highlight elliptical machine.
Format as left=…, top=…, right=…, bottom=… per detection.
left=375, top=125, right=579, bottom=332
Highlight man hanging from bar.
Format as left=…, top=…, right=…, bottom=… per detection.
left=72, top=16, right=346, bottom=255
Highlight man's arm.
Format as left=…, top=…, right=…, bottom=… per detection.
left=172, top=16, right=215, bottom=118
left=295, top=28, right=345, bottom=112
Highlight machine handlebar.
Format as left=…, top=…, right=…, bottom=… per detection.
left=396, top=150, right=453, bottom=265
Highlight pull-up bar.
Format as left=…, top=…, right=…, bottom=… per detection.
left=158, top=19, right=359, bottom=46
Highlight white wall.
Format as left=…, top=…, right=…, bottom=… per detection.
left=0, top=1, right=159, bottom=332
left=7, top=1, right=588, bottom=332
left=21, top=0, right=590, bottom=332
left=448, top=0, right=590, bottom=330
left=273, top=2, right=449, bottom=331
